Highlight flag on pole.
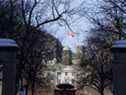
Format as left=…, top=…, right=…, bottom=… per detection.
left=67, top=32, right=77, bottom=37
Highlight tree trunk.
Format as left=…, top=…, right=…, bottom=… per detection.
left=99, top=87, right=104, bottom=95
left=31, top=82, right=35, bottom=95
left=99, top=62, right=104, bottom=95
left=31, top=87, right=34, bottom=95
left=100, top=90, right=104, bottom=95
left=24, top=85, right=28, bottom=95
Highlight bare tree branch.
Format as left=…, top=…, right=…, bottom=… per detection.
left=61, top=18, right=74, bottom=32
left=35, top=10, right=67, bottom=28
left=105, top=0, right=126, bottom=14
left=28, top=0, right=38, bottom=26
left=85, top=14, right=126, bottom=36
left=21, top=0, right=27, bottom=26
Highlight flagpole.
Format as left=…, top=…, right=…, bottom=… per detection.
left=76, top=32, right=80, bottom=49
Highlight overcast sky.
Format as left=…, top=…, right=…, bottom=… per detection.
left=41, top=0, right=100, bottom=52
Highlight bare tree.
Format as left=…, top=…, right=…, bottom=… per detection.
left=0, top=1, right=63, bottom=95
left=77, top=37, right=112, bottom=95
left=20, top=0, right=80, bottom=31
left=78, top=0, right=126, bottom=40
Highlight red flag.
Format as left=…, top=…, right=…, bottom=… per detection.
left=67, top=32, right=76, bottom=37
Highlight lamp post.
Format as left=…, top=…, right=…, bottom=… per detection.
left=111, top=40, right=126, bottom=95
left=0, top=39, right=18, bottom=95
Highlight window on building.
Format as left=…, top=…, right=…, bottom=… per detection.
left=65, top=79, right=69, bottom=83
left=58, top=79, right=61, bottom=84
left=65, top=72, right=68, bottom=76
left=57, top=72, right=61, bottom=75
left=57, top=72, right=61, bottom=82
left=72, top=79, right=74, bottom=84
left=72, top=72, right=75, bottom=76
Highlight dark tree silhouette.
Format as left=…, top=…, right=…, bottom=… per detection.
left=78, top=37, right=112, bottom=95
left=0, top=1, right=63, bottom=95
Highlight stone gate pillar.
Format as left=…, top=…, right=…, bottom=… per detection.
left=111, top=40, right=126, bottom=95
left=0, top=39, right=18, bottom=95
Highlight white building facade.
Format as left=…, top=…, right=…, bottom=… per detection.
left=55, top=66, right=76, bottom=85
